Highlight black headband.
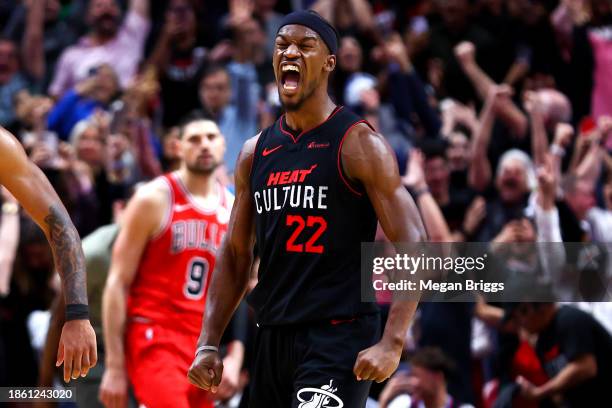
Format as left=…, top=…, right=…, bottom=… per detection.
left=277, top=11, right=339, bottom=55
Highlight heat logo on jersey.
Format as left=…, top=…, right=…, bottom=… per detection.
left=267, top=164, right=318, bottom=186
left=254, top=164, right=328, bottom=214
left=296, top=380, right=344, bottom=408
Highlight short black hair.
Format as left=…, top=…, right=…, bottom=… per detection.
left=410, top=347, right=456, bottom=379
left=417, top=139, right=449, bottom=161
left=177, top=111, right=215, bottom=138
left=201, top=64, right=229, bottom=82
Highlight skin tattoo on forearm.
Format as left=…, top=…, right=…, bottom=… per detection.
left=44, top=204, right=87, bottom=305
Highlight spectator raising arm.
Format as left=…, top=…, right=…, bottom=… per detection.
left=386, top=34, right=442, bottom=138
left=130, top=0, right=150, bottom=19
left=455, top=42, right=528, bottom=137
left=550, top=123, right=574, bottom=181
left=146, top=4, right=188, bottom=74
left=402, top=149, right=452, bottom=242
left=21, top=0, right=45, bottom=82
left=311, top=0, right=334, bottom=25
left=525, top=91, right=549, bottom=168
left=575, top=116, right=612, bottom=185
left=575, top=131, right=604, bottom=186
left=535, top=155, right=562, bottom=236
left=468, top=86, right=506, bottom=191
left=312, top=0, right=374, bottom=33
left=440, top=100, right=478, bottom=139
left=535, top=154, right=565, bottom=282
left=226, top=0, right=255, bottom=29
left=347, top=0, right=375, bottom=33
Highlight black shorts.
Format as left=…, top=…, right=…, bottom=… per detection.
left=248, top=313, right=381, bottom=408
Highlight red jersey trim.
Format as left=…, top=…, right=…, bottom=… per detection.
left=172, top=173, right=225, bottom=215
left=279, top=118, right=297, bottom=143
left=149, top=176, right=175, bottom=241
left=279, top=106, right=344, bottom=144
left=249, top=131, right=265, bottom=179
left=337, top=120, right=372, bottom=196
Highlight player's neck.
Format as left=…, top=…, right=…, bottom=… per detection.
left=284, top=93, right=336, bottom=133
left=177, top=168, right=217, bottom=199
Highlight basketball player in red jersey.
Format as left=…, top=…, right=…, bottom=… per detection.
left=189, top=11, right=425, bottom=407
left=99, top=117, right=242, bottom=408
left=0, top=127, right=96, bottom=383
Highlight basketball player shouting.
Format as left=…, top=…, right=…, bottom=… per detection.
left=189, top=11, right=425, bottom=407
left=100, top=118, right=241, bottom=408
left=0, top=127, right=96, bottom=382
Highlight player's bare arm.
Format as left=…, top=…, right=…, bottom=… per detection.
left=341, top=123, right=426, bottom=383
left=188, top=134, right=259, bottom=392
left=0, top=127, right=96, bottom=382
left=100, top=179, right=167, bottom=408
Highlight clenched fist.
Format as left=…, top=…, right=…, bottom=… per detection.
left=188, top=350, right=224, bottom=393
left=353, top=340, right=402, bottom=383
left=454, top=41, right=476, bottom=66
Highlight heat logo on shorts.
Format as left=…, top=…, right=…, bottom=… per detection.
left=297, top=380, right=343, bottom=408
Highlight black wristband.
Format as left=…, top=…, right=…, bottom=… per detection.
left=66, top=303, right=89, bottom=321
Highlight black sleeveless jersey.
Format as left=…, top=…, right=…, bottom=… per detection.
left=248, top=106, right=379, bottom=325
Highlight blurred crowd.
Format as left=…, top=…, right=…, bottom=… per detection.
left=1, top=0, right=612, bottom=407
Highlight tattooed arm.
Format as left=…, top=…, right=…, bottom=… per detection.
left=0, top=127, right=97, bottom=382
left=44, top=205, right=87, bottom=304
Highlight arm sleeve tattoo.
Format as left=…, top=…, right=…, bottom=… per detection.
left=44, top=204, right=88, bottom=305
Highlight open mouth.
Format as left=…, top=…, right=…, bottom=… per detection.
left=502, top=178, right=521, bottom=191
left=281, top=64, right=301, bottom=93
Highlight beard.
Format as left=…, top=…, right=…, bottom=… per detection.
left=282, top=96, right=306, bottom=112
left=280, top=82, right=317, bottom=112
left=186, top=160, right=219, bottom=176
left=93, top=14, right=119, bottom=38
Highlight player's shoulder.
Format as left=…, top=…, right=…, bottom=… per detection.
left=340, top=121, right=395, bottom=183
left=342, top=121, right=387, bottom=156
left=241, top=132, right=262, bottom=157
left=235, top=132, right=263, bottom=181
left=128, top=175, right=172, bottom=210
left=0, top=127, right=30, bottom=176
left=0, top=127, right=23, bottom=156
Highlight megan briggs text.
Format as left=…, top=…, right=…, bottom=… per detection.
left=373, top=279, right=505, bottom=293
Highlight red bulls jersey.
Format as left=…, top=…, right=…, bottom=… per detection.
left=127, top=172, right=232, bottom=335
